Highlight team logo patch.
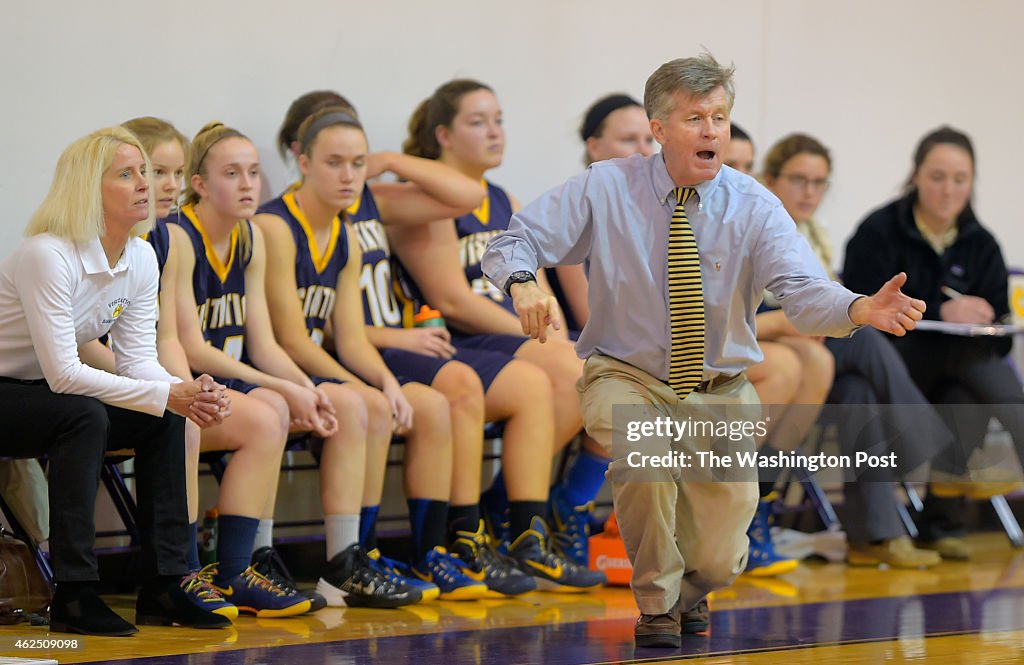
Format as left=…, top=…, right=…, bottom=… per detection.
left=102, top=297, right=131, bottom=324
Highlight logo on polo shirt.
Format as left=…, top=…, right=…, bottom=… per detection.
left=103, top=297, right=131, bottom=324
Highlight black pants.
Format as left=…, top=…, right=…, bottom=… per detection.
left=891, top=333, right=1024, bottom=462
left=825, top=328, right=961, bottom=543
left=0, top=379, right=188, bottom=583
left=829, top=373, right=904, bottom=542
left=827, top=327, right=959, bottom=473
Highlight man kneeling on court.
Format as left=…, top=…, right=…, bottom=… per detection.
left=483, top=52, right=924, bottom=648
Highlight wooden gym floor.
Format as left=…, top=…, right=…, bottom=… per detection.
left=2, top=532, right=1023, bottom=664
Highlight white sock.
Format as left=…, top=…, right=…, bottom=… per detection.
left=253, top=518, right=274, bottom=553
left=325, top=514, right=360, bottom=561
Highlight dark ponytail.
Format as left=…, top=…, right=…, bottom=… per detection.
left=402, top=79, right=493, bottom=161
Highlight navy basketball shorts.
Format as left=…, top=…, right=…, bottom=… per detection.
left=311, top=375, right=348, bottom=387
left=380, top=345, right=517, bottom=392
left=450, top=332, right=529, bottom=357
left=213, top=376, right=260, bottom=394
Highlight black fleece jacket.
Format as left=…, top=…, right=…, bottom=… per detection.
left=843, top=191, right=1011, bottom=356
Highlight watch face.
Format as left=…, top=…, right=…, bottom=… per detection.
left=505, top=271, right=536, bottom=294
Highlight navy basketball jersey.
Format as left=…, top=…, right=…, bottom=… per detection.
left=172, top=204, right=251, bottom=364
left=347, top=186, right=417, bottom=329
left=143, top=219, right=172, bottom=274
left=258, top=191, right=347, bottom=347
left=454, top=181, right=514, bottom=314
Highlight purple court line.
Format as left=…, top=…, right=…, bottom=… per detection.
left=70, top=586, right=1024, bottom=665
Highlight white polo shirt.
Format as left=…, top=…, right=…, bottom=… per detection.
left=0, top=233, right=177, bottom=416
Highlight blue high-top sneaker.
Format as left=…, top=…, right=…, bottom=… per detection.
left=549, top=486, right=595, bottom=567
left=744, top=492, right=798, bottom=577
left=450, top=520, right=537, bottom=597
left=508, top=517, right=606, bottom=592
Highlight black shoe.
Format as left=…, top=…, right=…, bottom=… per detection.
left=51, top=586, right=137, bottom=636
left=135, top=578, right=232, bottom=629
left=251, top=546, right=327, bottom=613
left=316, top=544, right=422, bottom=608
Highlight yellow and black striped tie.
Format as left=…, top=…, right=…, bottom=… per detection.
left=667, top=187, right=704, bottom=399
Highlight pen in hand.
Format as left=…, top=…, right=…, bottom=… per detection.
left=941, top=286, right=964, bottom=300
left=941, top=285, right=997, bottom=323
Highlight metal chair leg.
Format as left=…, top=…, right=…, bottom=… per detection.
left=0, top=493, right=52, bottom=585
left=796, top=466, right=840, bottom=529
left=896, top=501, right=920, bottom=539
left=902, top=481, right=924, bottom=513
left=991, top=495, right=1024, bottom=548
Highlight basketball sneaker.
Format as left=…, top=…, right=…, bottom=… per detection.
left=744, top=493, right=799, bottom=577
left=508, top=517, right=606, bottom=592
left=549, top=487, right=594, bottom=566
left=366, top=548, right=440, bottom=601
left=180, top=564, right=237, bottom=620
left=450, top=520, right=536, bottom=597
left=411, top=547, right=488, bottom=600
left=316, top=543, right=421, bottom=609
left=251, top=546, right=326, bottom=612
left=212, top=566, right=311, bottom=618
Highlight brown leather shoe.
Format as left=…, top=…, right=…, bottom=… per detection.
left=635, top=598, right=681, bottom=648
left=681, top=598, right=709, bottom=634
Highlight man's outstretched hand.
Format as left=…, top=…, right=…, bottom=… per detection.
left=849, top=272, right=926, bottom=336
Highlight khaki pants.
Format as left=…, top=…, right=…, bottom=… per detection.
left=578, top=354, right=758, bottom=615
left=0, top=459, right=49, bottom=544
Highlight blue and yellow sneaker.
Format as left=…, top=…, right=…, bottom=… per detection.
left=549, top=487, right=595, bottom=566
left=744, top=492, right=799, bottom=577
left=412, top=547, right=488, bottom=600
left=450, top=520, right=536, bottom=597
left=251, top=546, right=327, bottom=613
left=213, top=566, right=311, bottom=618
left=181, top=564, right=237, bottom=620
left=316, top=543, right=422, bottom=609
left=508, top=517, right=606, bottom=592
left=366, top=548, right=440, bottom=602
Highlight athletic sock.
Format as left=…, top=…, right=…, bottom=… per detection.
left=325, top=514, right=360, bottom=561
left=359, top=505, right=380, bottom=551
left=558, top=448, right=611, bottom=506
left=252, top=518, right=274, bottom=552
left=213, top=514, right=259, bottom=584
left=447, top=504, right=481, bottom=541
left=407, top=499, right=449, bottom=562
left=186, top=521, right=200, bottom=571
left=509, top=501, right=548, bottom=541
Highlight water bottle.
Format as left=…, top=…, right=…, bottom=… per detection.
left=198, top=508, right=218, bottom=567
left=414, top=305, right=445, bottom=328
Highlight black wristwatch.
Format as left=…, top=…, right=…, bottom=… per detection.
left=504, top=270, right=537, bottom=295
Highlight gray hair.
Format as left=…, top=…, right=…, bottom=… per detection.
left=644, top=53, right=736, bottom=121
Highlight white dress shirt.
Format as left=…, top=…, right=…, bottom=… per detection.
left=0, top=233, right=177, bottom=416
